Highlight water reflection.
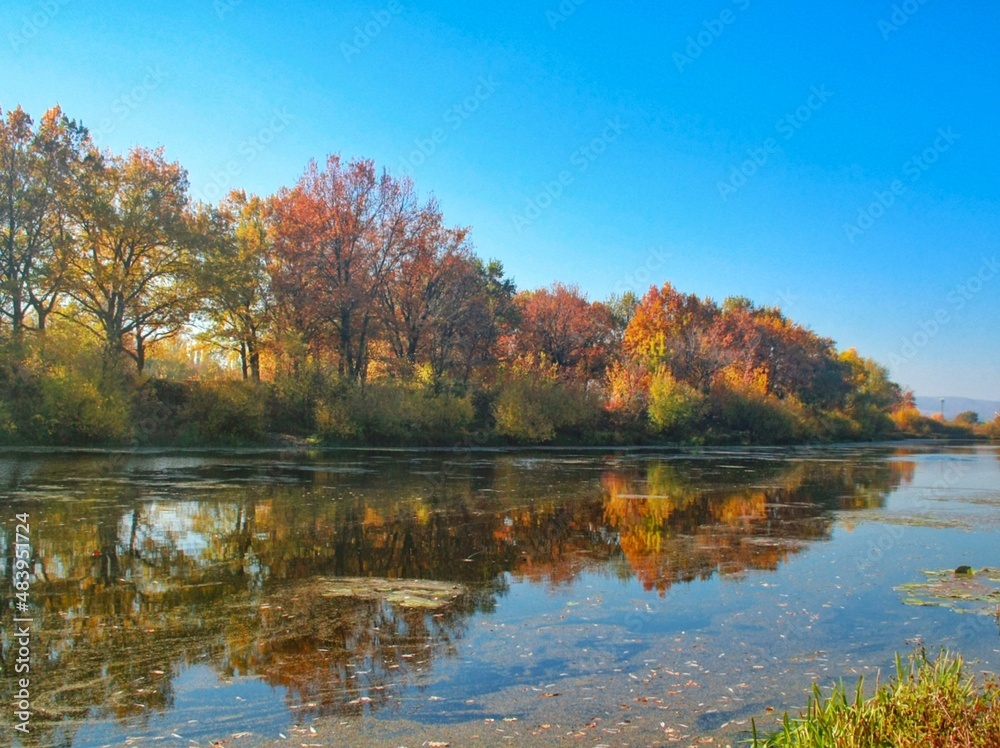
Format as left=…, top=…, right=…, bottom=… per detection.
left=0, top=448, right=909, bottom=744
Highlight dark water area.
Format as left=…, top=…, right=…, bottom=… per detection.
left=1, top=444, right=999, bottom=747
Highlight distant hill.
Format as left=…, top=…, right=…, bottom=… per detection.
left=915, top=396, right=1000, bottom=422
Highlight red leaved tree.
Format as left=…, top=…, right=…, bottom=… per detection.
left=505, top=283, right=616, bottom=381
left=270, top=156, right=441, bottom=383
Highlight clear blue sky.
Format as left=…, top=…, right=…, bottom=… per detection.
left=2, top=0, right=998, bottom=399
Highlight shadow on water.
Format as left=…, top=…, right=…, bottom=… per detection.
left=0, top=447, right=912, bottom=745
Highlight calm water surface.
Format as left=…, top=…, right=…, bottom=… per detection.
left=1, top=444, right=999, bottom=747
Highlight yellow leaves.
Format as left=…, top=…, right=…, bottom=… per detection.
left=648, top=368, right=705, bottom=433
left=718, top=363, right=769, bottom=396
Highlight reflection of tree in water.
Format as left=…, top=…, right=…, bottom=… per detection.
left=0, top=449, right=908, bottom=738
left=601, top=455, right=908, bottom=594
left=0, top=490, right=225, bottom=747
left=221, top=579, right=497, bottom=718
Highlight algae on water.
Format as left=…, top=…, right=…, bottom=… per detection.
left=896, top=568, right=1000, bottom=615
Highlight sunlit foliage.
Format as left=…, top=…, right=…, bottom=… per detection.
left=0, top=103, right=922, bottom=446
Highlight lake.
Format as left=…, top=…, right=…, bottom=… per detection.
left=1, top=443, right=999, bottom=747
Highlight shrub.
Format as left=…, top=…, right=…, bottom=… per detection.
left=316, top=379, right=475, bottom=445
left=707, top=384, right=800, bottom=444
left=891, top=407, right=978, bottom=439
left=0, top=332, right=133, bottom=445
left=605, top=359, right=650, bottom=429
left=0, top=399, right=13, bottom=442
left=954, top=410, right=980, bottom=426
left=493, top=371, right=601, bottom=444
left=983, top=415, right=1000, bottom=441
left=35, top=368, right=133, bottom=444
left=646, top=369, right=705, bottom=437
left=266, top=363, right=330, bottom=437
left=179, top=380, right=267, bottom=444
left=891, top=406, right=926, bottom=434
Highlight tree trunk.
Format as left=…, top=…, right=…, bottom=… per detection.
left=135, top=333, right=146, bottom=373
left=240, top=341, right=249, bottom=380
left=248, top=339, right=261, bottom=382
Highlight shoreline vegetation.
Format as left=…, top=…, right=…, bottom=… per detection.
left=753, top=649, right=1000, bottom=748
left=2, top=105, right=998, bottom=448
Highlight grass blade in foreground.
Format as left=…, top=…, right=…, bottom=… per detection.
left=751, top=649, right=1000, bottom=747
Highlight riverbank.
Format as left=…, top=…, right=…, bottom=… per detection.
left=1, top=368, right=992, bottom=449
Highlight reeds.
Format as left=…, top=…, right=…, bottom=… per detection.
left=752, top=648, right=1000, bottom=747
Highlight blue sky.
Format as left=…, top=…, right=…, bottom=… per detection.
left=2, top=0, right=998, bottom=399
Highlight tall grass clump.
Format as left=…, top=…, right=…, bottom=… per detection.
left=752, top=649, right=1000, bottom=748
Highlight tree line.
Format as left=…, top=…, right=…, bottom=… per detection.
left=1, top=104, right=980, bottom=446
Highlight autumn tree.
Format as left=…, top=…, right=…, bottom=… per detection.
left=709, top=297, right=848, bottom=406
left=506, top=283, right=615, bottom=380
left=196, top=191, right=273, bottom=381
left=63, top=147, right=196, bottom=372
left=0, top=105, right=89, bottom=339
left=623, top=283, right=720, bottom=386
left=839, top=348, right=904, bottom=435
left=271, top=156, right=440, bottom=384
left=454, top=258, right=518, bottom=381
left=605, top=291, right=638, bottom=345
left=379, top=230, right=518, bottom=383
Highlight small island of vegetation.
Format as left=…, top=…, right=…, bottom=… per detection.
left=2, top=105, right=997, bottom=447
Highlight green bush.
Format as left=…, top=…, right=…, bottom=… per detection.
left=646, top=369, right=705, bottom=436
left=316, top=379, right=475, bottom=445
left=708, top=385, right=801, bottom=445
left=0, top=399, right=14, bottom=442
left=36, top=368, right=132, bottom=444
left=493, top=372, right=600, bottom=444
left=0, top=334, right=133, bottom=445
left=266, top=363, right=331, bottom=437
left=178, top=380, right=267, bottom=444
left=132, top=378, right=189, bottom=444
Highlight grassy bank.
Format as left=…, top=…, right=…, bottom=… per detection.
left=0, top=364, right=992, bottom=449
left=0, top=332, right=993, bottom=448
left=753, top=649, right=1000, bottom=748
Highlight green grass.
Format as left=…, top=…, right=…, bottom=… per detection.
left=752, top=649, right=1000, bottom=747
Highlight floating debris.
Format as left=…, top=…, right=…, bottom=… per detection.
left=896, top=568, right=1000, bottom=614
left=304, top=577, right=468, bottom=610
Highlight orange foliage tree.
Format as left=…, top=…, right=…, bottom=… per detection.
left=623, top=282, right=720, bottom=386
left=270, top=156, right=447, bottom=383
left=505, top=283, right=616, bottom=380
